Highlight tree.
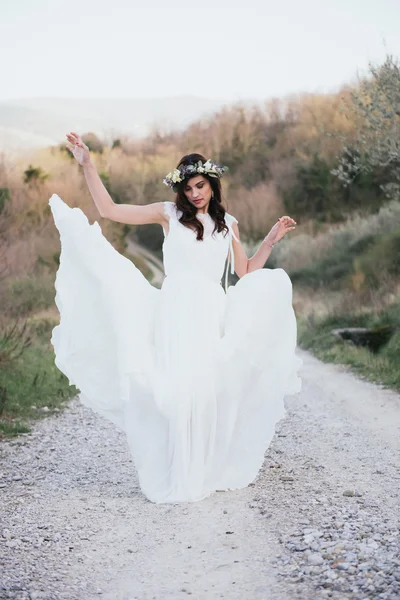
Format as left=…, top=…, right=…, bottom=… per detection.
left=81, top=132, right=104, bottom=153
left=332, top=54, right=400, bottom=200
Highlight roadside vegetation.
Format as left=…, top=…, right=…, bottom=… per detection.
left=1, top=54, right=399, bottom=436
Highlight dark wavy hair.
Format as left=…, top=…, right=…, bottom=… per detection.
left=174, top=153, right=229, bottom=241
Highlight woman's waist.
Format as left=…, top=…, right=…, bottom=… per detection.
left=162, top=271, right=223, bottom=288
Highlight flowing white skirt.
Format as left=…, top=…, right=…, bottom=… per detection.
left=49, top=194, right=302, bottom=503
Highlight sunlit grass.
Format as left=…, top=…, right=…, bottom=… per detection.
left=0, top=317, right=78, bottom=438
left=298, top=303, right=400, bottom=390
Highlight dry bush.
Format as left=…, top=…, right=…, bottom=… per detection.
left=228, top=181, right=286, bottom=240
left=275, top=88, right=357, bottom=162
left=272, top=200, right=400, bottom=273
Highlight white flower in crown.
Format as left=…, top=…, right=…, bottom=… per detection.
left=171, top=169, right=183, bottom=183
left=203, top=160, right=219, bottom=177
left=163, top=159, right=229, bottom=190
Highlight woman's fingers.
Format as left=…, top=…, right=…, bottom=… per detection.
left=66, top=132, right=82, bottom=144
left=279, top=217, right=297, bottom=226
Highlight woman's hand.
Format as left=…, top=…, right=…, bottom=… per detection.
left=65, top=132, right=92, bottom=166
left=265, top=216, right=296, bottom=246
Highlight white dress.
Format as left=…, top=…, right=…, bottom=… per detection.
left=49, top=194, right=302, bottom=504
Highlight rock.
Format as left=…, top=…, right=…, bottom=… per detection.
left=6, top=539, right=21, bottom=548
left=331, top=325, right=394, bottom=352
left=304, top=534, right=314, bottom=544
left=307, top=553, right=324, bottom=566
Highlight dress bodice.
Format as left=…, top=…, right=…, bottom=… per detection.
left=162, top=201, right=238, bottom=291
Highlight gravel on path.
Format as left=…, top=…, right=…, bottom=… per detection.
left=1, top=349, right=399, bottom=600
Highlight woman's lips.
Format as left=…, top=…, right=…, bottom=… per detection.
left=193, top=199, right=203, bottom=203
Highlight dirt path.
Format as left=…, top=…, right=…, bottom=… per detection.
left=1, top=350, right=399, bottom=600
left=126, top=238, right=165, bottom=287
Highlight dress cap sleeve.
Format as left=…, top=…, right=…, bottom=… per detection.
left=163, top=201, right=178, bottom=220
left=225, top=213, right=239, bottom=242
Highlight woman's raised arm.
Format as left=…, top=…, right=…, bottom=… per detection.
left=65, top=132, right=166, bottom=226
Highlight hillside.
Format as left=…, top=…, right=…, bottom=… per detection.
left=0, top=95, right=230, bottom=155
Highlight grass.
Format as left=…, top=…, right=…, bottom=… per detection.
left=297, top=301, right=400, bottom=390
left=289, top=228, right=400, bottom=290
left=0, top=316, right=78, bottom=438
left=273, top=199, right=400, bottom=275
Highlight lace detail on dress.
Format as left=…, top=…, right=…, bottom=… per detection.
left=163, top=201, right=178, bottom=220
left=225, top=213, right=239, bottom=242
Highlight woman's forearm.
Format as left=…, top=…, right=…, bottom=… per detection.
left=82, top=162, right=115, bottom=217
left=247, top=238, right=274, bottom=273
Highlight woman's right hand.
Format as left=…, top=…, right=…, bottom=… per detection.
left=65, top=132, right=92, bottom=166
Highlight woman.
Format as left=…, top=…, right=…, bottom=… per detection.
left=49, top=131, right=302, bottom=504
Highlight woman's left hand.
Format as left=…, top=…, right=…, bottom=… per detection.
left=265, top=216, right=297, bottom=246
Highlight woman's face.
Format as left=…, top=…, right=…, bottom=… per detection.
left=183, top=175, right=213, bottom=212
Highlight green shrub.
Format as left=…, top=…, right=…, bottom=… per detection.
left=357, top=228, right=400, bottom=286
left=0, top=332, right=78, bottom=435
left=298, top=299, right=400, bottom=390
left=0, top=188, right=10, bottom=214
left=3, top=274, right=55, bottom=318
left=23, top=165, right=49, bottom=185
left=82, top=132, right=104, bottom=153
left=290, top=230, right=399, bottom=290
left=380, top=328, right=400, bottom=364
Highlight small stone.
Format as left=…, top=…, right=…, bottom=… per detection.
left=343, top=490, right=355, bottom=497
left=308, top=553, right=324, bottom=565
left=280, top=476, right=294, bottom=482
left=6, top=539, right=21, bottom=548
left=326, top=570, right=338, bottom=580
left=304, top=534, right=314, bottom=544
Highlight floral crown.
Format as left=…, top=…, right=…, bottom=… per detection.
left=163, top=159, right=229, bottom=192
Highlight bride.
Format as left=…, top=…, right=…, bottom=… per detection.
left=49, top=131, right=302, bottom=504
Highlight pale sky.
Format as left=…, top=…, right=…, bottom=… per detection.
left=1, top=0, right=399, bottom=102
